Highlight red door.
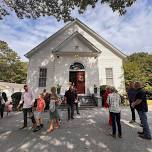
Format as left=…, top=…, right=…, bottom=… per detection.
left=76, top=71, right=85, bottom=94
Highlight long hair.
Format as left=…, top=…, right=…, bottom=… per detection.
left=51, top=87, right=58, bottom=100
left=2, top=92, right=8, bottom=102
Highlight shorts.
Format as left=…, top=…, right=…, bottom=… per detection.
left=36, top=112, right=42, bottom=119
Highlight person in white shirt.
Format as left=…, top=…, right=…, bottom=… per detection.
left=17, top=85, right=37, bottom=130
left=107, top=87, right=122, bottom=138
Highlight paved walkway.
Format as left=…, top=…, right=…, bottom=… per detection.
left=0, top=107, right=152, bottom=152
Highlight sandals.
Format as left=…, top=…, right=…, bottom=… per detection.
left=47, top=128, right=54, bottom=133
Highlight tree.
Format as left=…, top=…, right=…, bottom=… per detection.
left=0, top=0, right=136, bottom=22
left=123, top=52, right=152, bottom=91
left=0, top=40, right=28, bottom=83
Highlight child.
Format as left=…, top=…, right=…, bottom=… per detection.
left=33, top=94, right=45, bottom=132
left=107, top=87, right=122, bottom=138
left=6, top=101, right=13, bottom=115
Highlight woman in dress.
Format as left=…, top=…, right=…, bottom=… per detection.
left=47, top=87, right=60, bottom=133
left=104, top=86, right=112, bottom=125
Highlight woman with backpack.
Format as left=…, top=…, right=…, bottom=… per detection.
left=47, top=87, right=61, bottom=133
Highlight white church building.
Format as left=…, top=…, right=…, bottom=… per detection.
left=25, top=19, right=126, bottom=97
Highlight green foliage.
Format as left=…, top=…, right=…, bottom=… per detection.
left=0, top=40, right=28, bottom=83
left=0, top=0, right=136, bottom=21
left=123, top=52, right=152, bottom=91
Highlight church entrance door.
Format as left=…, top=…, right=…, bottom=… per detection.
left=69, top=71, right=85, bottom=94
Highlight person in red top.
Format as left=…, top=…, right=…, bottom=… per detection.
left=33, top=94, right=45, bottom=132
left=103, top=86, right=112, bottom=125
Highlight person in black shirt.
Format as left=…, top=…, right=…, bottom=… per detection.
left=64, top=85, right=75, bottom=120
left=2, top=92, right=8, bottom=103
left=0, top=93, right=5, bottom=118
left=131, top=81, right=151, bottom=140
left=73, top=85, right=80, bottom=115
left=127, top=82, right=137, bottom=123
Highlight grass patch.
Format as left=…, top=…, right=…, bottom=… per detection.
left=147, top=100, right=152, bottom=105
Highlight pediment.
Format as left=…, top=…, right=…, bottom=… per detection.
left=52, top=31, right=101, bottom=55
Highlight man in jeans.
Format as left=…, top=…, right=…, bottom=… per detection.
left=64, top=85, right=75, bottom=120
left=127, top=82, right=137, bottom=123
left=132, top=82, right=151, bottom=140
left=107, top=87, right=122, bottom=138
left=17, top=85, right=37, bottom=130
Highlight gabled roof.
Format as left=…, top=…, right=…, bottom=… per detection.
left=25, top=18, right=126, bottom=58
left=74, top=19, right=126, bottom=58
left=52, top=31, right=101, bottom=54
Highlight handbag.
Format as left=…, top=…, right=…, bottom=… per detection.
left=49, top=100, right=55, bottom=112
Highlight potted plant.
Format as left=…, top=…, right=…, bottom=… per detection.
left=94, top=84, right=97, bottom=94
left=56, top=84, right=62, bottom=94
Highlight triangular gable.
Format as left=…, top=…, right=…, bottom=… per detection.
left=52, top=31, right=101, bottom=54
left=74, top=19, right=126, bottom=58
left=25, top=18, right=126, bottom=59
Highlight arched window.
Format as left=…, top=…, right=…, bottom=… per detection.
left=70, top=62, right=85, bottom=70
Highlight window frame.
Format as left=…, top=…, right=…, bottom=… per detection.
left=38, top=67, right=47, bottom=87
left=105, top=68, right=114, bottom=86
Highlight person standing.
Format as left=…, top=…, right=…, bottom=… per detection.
left=107, top=87, right=122, bottom=138
left=47, top=87, right=60, bottom=133
left=73, top=85, right=80, bottom=115
left=104, top=86, right=112, bottom=125
left=34, top=94, right=46, bottom=132
left=131, top=82, right=151, bottom=140
left=42, top=89, right=50, bottom=111
left=2, top=92, right=8, bottom=103
left=17, top=85, right=37, bottom=130
left=127, top=82, right=137, bottom=123
left=0, top=93, right=5, bottom=118
left=64, top=85, right=75, bottom=120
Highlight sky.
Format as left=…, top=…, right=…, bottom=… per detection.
left=0, top=0, right=152, bottom=61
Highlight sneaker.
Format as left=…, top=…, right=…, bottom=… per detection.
left=137, top=131, right=144, bottom=135
left=109, top=134, right=116, bottom=138
left=118, top=134, right=122, bottom=138
left=33, top=126, right=41, bottom=132
left=139, top=134, right=151, bottom=140
left=59, top=120, right=62, bottom=125
left=129, top=120, right=135, bottom=123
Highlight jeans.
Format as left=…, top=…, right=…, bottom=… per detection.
left=111, top=112, right=122, bottom=136
left=137, top=110, right=151, bottom=138
left=67, top=104, right=74, bottom=120
left=129, top=103, right=136, bottom=121
left=75, top=103, right=79, bottom=114
left=23, top=108, right=36, bottom=126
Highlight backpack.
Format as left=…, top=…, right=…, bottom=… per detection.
left=49, top=100, right=55, bottom=112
